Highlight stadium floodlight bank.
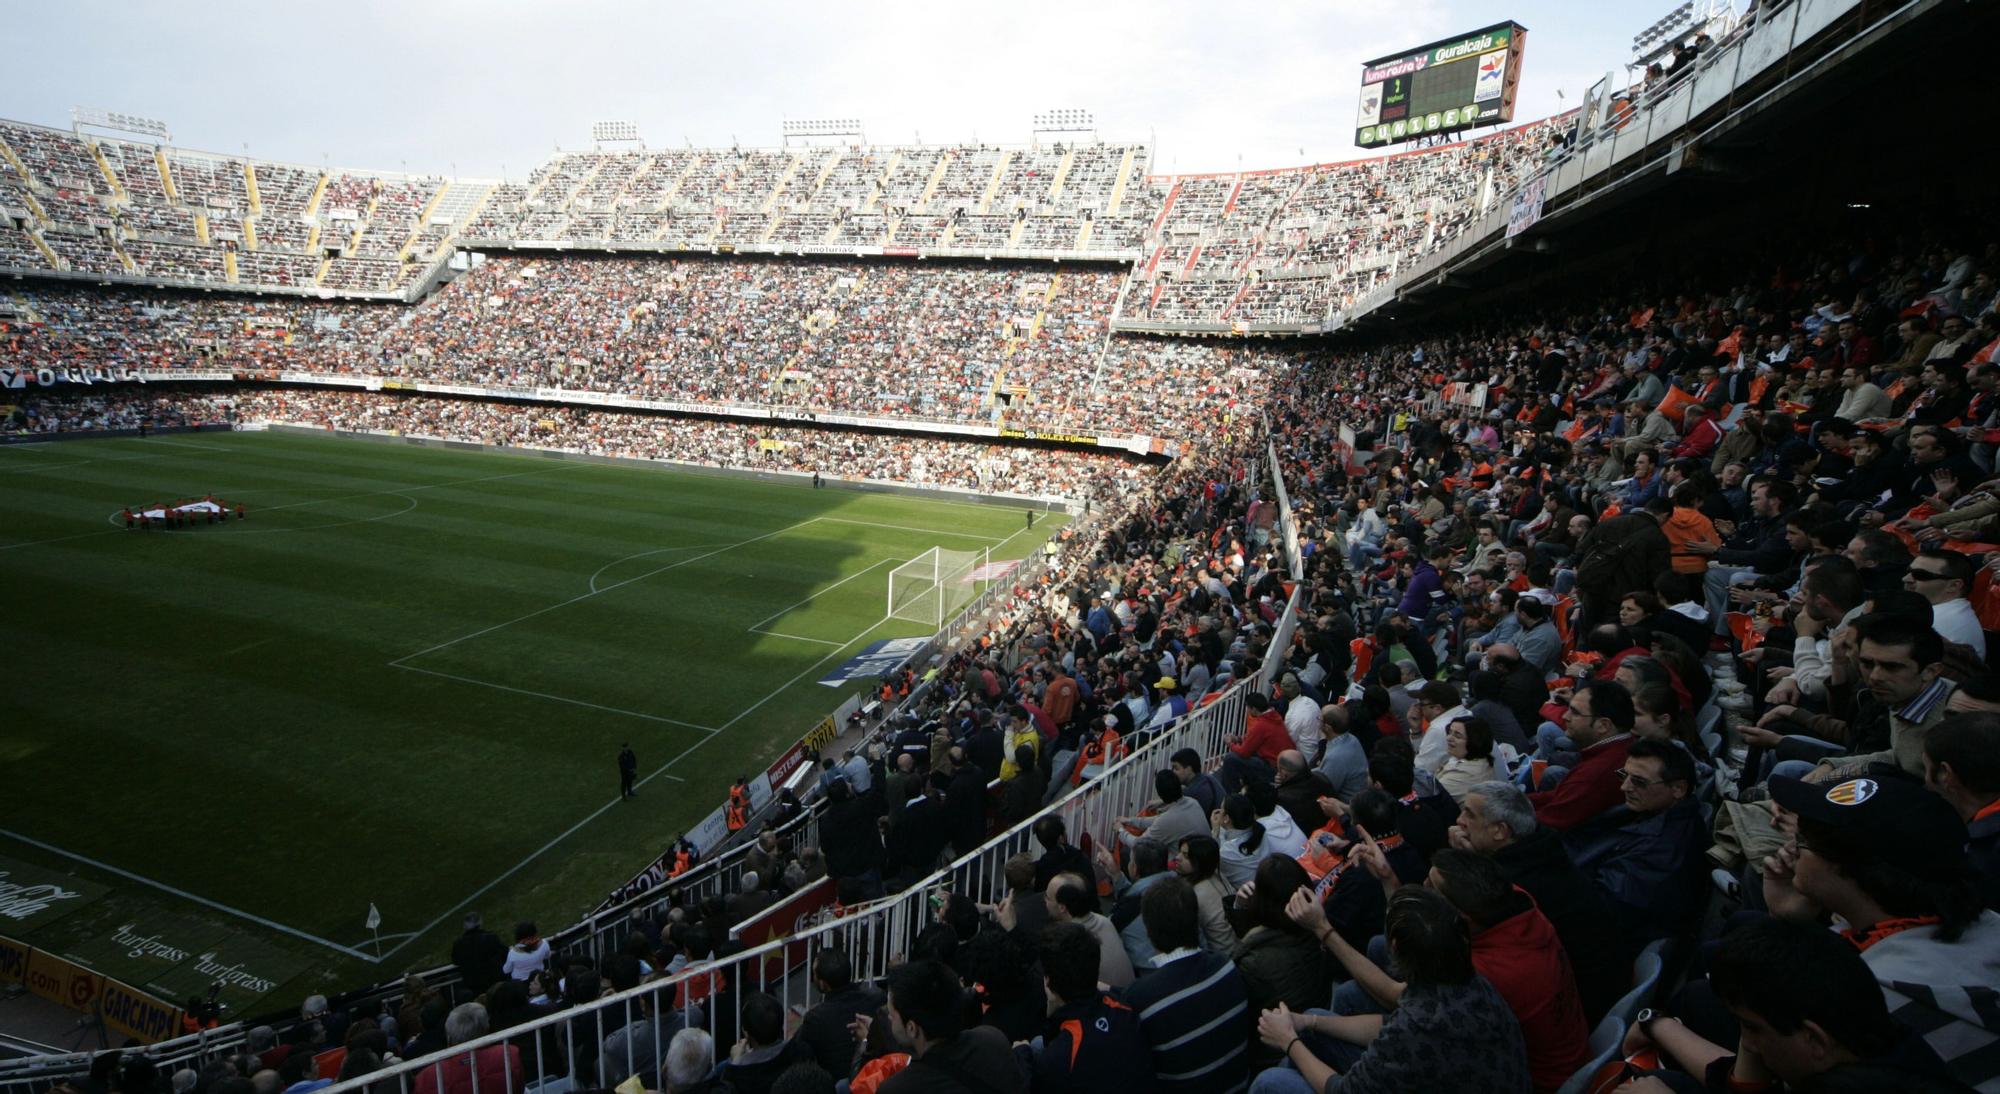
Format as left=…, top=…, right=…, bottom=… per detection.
left=888, top=546, right=986, bottom=630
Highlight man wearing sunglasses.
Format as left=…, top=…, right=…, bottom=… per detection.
left=1904, top=549, right=1985, bottom=657
left=1565, top=739, right=1709, bottom=949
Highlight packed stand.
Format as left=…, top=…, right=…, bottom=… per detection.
left=362, top=231, right=2000, bottom=1094
left=5, top=390, right=237, bottom=434
left=1125, top=115, right=1569, bottom=328
left=460, top=142, right=1153, bottom=257
left=657, top=231, right=2000, bottom=1094
left=227, top=389, right=1148, bottom=500
left=4, top=255, right=1262, bottom=437
left=0, top=119, right=449, bottom=295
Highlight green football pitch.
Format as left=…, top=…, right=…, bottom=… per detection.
left=0, top=428, right=1062, bottom=1012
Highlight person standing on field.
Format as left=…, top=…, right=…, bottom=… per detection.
left=619, top=743, right=638, bottom=799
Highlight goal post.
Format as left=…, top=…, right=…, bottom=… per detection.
left=888, top=546, right=987, bottom=630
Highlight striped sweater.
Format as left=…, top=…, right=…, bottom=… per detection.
left=1120, top=948, right=1250, bottom=1094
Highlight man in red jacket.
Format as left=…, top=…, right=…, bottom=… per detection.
left=1529, top=681, right=1636, bottom=831
left=1670, top=404, right=1723, bottom=460
left=414, top=1003, right=524, bottom=1094
left=1221, top=690, right=1292, bottom=792
left=1300, top=844, right=1588, bottom=1093
left=1430, top=850, right=1592, bottom=1093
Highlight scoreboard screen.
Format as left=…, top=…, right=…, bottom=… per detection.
left=1357, top=22, right=1527, bottom=147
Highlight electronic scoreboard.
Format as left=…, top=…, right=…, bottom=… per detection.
left=1356, top=22, right=1527, bottom=147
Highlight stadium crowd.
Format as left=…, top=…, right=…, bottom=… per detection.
left=1125, top=115, right=1569, bottom=327
left=30, top=223, right=2000, bottom=1094
left=464, top=142, right=1152, bottom=257
left=221, top=389, right=1147, bottom=500
left=4, top=390, right=235, bottom=433
left=3, top=258, right=1284, bottom=436
left=23, top=206, right=2000, bottom=1094
left=5, top=107, right=1585, bottom=333
left=473, top=229, right=2000, bottom=1094
left=0, top=120, right=441, bottom=295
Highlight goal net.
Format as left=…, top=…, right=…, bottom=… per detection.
left=888, top=547, right=984, bottom=630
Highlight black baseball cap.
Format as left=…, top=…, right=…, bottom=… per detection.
left=1769, top=772, right=1967, bottom=877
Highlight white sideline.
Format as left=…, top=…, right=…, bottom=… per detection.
left=134, top=438, right=236, bottom=452
left=712, top=615, right=893, bottom=737
left=374, top=612, right=891, bottom=963
left=390, top=518, right=824, bottom=665
left=371, top=721, right=731, bottom=961
left=748, top=630, right=847, bottom=647
left=0, top=826, right=385, bottom=963
left=0, top=452, right=166, bottom=474
left=744, top=556, right=903, bottom=632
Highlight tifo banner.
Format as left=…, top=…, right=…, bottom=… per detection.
left=0, top=935, right=31, bottom=984
left=1442, top=382, right=1490, bottom=409
left=0, top=854, right=111, bottom=931
left=1506, top=174, right=1548, bottom=238
left=98, top=977, right=183, bottom=1044
left=25, top=948, right=103, bottom=1012
left=817, top=637, right=930, bottom=689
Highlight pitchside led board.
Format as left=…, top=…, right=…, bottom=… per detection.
left=1356, top=22, right=1528, bottom=148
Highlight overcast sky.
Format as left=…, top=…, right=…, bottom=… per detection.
left=5, top=0, right=1680, bottom=180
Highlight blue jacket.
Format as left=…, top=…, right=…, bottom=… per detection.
left=1565, top=798, right=1709, bottom=946
left=1086, top=606, right=1115, bottom=641
left=1397, top=562, right=1442, bottom=620
left=1019, top=994, right=1154, bottom=1094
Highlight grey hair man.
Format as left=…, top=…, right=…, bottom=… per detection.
left=665, top=1028, right=718, bottom=1093
left=444, top=1003, right=488, bottom=1045
left=1451, top=781, right=1626, bottom=1023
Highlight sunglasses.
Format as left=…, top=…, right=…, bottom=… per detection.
left=1614, top=769, right=1658, bottom=789
left=1906, top=570, right=1951, bottom=582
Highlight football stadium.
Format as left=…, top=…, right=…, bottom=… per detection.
left=4, top=0, right=1999, bottom=1091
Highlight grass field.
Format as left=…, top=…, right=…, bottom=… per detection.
left=0, top=428, right=1061, bottom=1014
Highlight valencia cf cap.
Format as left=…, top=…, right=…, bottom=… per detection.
left=1769, top=770, right=1967, bottom=876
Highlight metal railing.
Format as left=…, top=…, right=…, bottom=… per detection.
left=285, top=680, right=1253, bottom=1094
left=550, top=800, right=828, bottom=965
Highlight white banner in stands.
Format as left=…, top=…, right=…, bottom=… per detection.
left=136, top=370, right=234, bottom=382
left=1506, top=174, right=1548, bottom=238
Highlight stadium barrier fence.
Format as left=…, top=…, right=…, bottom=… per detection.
left=289, top=677, right=1251, bottom=1094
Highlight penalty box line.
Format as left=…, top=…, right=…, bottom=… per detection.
left=745, top=556, right=905, bottom=643
left=384, top=516, right=833, bottom=729
left=387, top=515, right=999, bottom=719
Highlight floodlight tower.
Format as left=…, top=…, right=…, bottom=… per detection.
left=590, top=120, right=644, bottom=149
left=781, top=118, right=867, bottom=148
left=1628, top=0, right=1733, bottom=73
left=1030, top=109, right=1096, bottom=149
left=72, top=106, right=172, bottom=144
